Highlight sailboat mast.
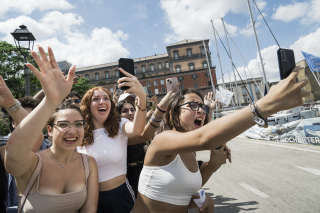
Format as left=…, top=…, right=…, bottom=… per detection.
left=247, top=0, right=270, bottom=92
left=211, top=19, right=225, bottom=88
left=221, top=17, right=240, bottom=106
left=202, top=40, right=216, bottom=96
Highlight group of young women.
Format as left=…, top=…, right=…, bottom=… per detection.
left=3, top=46, right=307, bottom=213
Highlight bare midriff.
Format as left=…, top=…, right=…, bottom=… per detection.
left=134, top=193, right=189, bottom=213
left=99, top=174, right=126, bottom=191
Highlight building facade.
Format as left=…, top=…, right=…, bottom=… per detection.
left=217, top=77, right=265, bottom=107
left=75, top=39, right=217, bottom=100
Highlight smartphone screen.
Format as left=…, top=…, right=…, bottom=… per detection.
left=118, top=58, right=134, bottom=90
left=277, top=48, right=296, bottom=80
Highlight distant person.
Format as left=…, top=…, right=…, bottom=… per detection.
left=65, top=91, right=81, bottom=107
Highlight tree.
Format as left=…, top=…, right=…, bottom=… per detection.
left=72, top=77, right=93, bottom=97
left=0, top=41, right=40, bottom=98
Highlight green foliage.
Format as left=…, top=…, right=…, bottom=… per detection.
left=72, top=77, right=93, bottom=97
left=0, top=113, right=10, bottom=136
left=0, top=41, right=40, bottom=98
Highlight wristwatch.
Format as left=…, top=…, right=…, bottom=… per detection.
left=249, top=103, right=268, bottom=128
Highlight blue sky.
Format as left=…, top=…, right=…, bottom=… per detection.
left=1, top=0, right=320, bottom=83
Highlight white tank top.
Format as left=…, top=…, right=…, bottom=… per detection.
left=138, top=154, right=202, bottom=206
left=77, top=118, right=128, bottom=183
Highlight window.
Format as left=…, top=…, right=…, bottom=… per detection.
left=148, top=88, right=153, bottom=96
left=105, top=72, right=109, bottom=79
left=200, top=46, right=205, bottom=55
left=165, top=62, right=169, bottom=69
left=115, top=71, right=119, bottom=77
left=95, top=73, right=99, bottom=80
left=242, top=87, right=247, bottom=96
left=160, top=79, right=165, bottom=85
left=175, top=65, right=181, bottom=73
left=142, top=65, right=146, bottom=73
left=192, top=74, right=198, bottom=80
left=134, top=67, right=138, bottom=74
left=155, top=88, right=159, bottom=95
left=154, top=80, right=158, bottom=86
left=187, top=48, right=192, bottom=57
left=150, top=64, right=155, bottom=72
left=147, top=81, right=151, bottom=87
left=173, top=50, right=179, bottom=59
left=85, top=74, right=89, bottom=79
left=188, top=63, right=195, bottom=71
left=158, top=63, right=162, bottom=70
left=161, top=87, right=166, bottom=94
left=178, top=76, right=184, bottom=81
left=202, top=61, right=208, bottom=68
left=194, top=82, right=198, bottom=88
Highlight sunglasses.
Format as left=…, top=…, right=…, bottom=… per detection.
left=66, top=99, right=81, bottom=104
left=121, top=107, right=135, bottom=114
left=178, top=101, right=208, bottom=113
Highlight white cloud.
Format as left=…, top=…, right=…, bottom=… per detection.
left=0, top=12, right=129, bottom=67
left=272, top=2, right=309, bottom=22
left=0, top=0, right=73, bottom=18
left=272, top=1, right=320, bottom=24
left=160, top=0, right=249, bottom=43
left=290, top=28, right=320, bottom=61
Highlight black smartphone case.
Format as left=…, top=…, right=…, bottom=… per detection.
left=277, top=48, right=295, bottom=80
left=118, top=58, right=134, bottom=90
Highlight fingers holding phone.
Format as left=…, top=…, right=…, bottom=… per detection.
left=166, top=77, right=179, bottom=92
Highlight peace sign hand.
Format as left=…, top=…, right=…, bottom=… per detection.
left=26, top=46, right=76, bottom=107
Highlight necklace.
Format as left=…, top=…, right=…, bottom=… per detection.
left=49, top=150, right=66, bottom=168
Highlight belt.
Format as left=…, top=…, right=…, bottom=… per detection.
left=128, top=161, right=144, bottom=167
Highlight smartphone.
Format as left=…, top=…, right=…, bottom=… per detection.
left=118, top=58, right=135, bottom=90
left=277, top=48, right=296, bottom=80
left=166, top=77, right=179, bottom=92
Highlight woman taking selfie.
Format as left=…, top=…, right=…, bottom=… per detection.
left=133, top=73, right=307, bottom=213
left=5, top=46, right=98, bottom=213
left=78, top=68, right=147, bottom=213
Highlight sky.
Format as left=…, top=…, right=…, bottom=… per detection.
left=1, top=0, right=320, bottom=83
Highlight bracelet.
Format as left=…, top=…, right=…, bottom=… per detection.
left=156, top=105, right=166, bottom=113
left=150, top=115, right=162, bottom=123
left=135, top=104, right=147, bottom=112
left=149, top=120, right=160, bottom=128
left=6, top=99, right=21, bottom=113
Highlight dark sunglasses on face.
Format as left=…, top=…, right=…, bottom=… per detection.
left=66, top=99, right=81, bottom=104
left=178, top=101, right=208, bottom=114
left=121, top=107, right=135, bottom=114
left=54, top=120, right=86, bottom=129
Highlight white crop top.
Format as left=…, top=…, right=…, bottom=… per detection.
left=138, top=154, right=202, bottom=206
left=77, top=118, right=128, bottom=183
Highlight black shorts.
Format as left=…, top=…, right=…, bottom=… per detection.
left=97, top=179, right=135, bottom=213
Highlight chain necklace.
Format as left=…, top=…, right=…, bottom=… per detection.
left=49, top=150, right=65, bottom=168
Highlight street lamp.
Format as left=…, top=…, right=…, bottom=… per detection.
left=11, top=25, right=36, bottom=96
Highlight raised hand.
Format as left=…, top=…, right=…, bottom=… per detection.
left=204, top=91, right=216, bottom=111
left=26, top=46, right=76, bottom=107
left=257, top=71, right=308, bottom=116
left=0, top=75, right=15, bottom=108
left=117, top=68, right=146, bottom=101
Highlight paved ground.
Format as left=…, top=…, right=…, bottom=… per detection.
left=195, top=137, right=320, bottom=213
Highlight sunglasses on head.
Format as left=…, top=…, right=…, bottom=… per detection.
left=178, top=101, right=208, bottom=113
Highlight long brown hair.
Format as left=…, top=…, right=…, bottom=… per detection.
left=165, top=89, right=205, bottom=132
left=80, top=87, right=120, bottom=145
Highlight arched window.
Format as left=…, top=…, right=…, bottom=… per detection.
left=175, top=65, right=181, bottom=72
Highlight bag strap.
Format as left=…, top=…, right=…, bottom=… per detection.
left=18, top=154, right=42, bottom=213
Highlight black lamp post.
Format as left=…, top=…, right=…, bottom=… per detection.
left=11, top=25, right=36, bottom=96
